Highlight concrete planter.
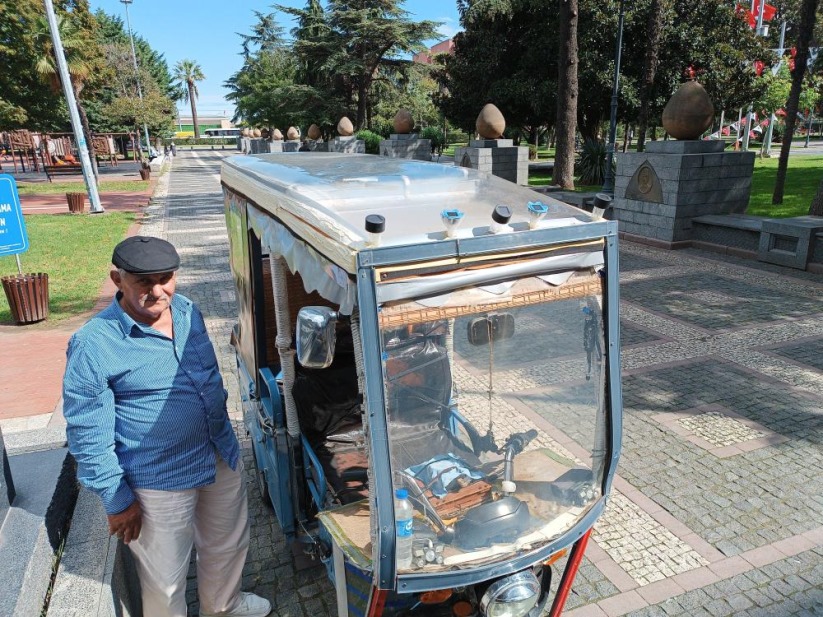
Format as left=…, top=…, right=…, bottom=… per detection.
left=66, top=192, right=85, bottom=214
left=1, top=273, right=49, bottom=324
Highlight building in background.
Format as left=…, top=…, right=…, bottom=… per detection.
left=175, top=115, right=235, bottom=138
left=413, top=39, right=454, bottom=64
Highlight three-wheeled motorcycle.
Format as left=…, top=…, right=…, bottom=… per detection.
left=222, top=153, right=622, bottom=617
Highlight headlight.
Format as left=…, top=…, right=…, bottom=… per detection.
left=479, top=570, right=541, bottom=617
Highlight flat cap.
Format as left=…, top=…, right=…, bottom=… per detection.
left=112, top=236, right=180, bottom=274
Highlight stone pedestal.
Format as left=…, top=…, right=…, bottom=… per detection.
left=330, top=136, right=365, bottom=154
left=268, top=141, right=284, bottom=153
left=758, top=216, right=823, bottom=269
left=249, top=138, right=270, bottom=154
left=283, top=140, right=301, bottom=153
left=613, top=140, right=755, bottom=244
left=307, top=140, right=329, bottom=152
left=379, top=133, right=431, bottom=161
left=454, top=139, right=529, bottom=185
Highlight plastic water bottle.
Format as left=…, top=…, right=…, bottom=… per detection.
left=395, top=488, right=413, bottom=569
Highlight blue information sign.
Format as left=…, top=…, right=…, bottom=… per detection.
left=0, top=174, right=29, bottom=257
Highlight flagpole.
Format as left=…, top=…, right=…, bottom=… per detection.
left=755, top=0, right=766, bottom=34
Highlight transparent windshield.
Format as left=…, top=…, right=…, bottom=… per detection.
left=379, top=271, right=608, bottom=572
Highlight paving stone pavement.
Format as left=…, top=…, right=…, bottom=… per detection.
left=148, top=151, right=821, bottom=616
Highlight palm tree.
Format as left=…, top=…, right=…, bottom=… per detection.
left=174, top=59, right=205, bottom=138
left=35, top=13, right=98, bottom=176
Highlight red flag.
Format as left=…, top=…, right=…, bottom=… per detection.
left=754, top=1, right=777, bottom=22
left=735, top=3, right=756, bottom=27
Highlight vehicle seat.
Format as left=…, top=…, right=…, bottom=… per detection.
left=383, top=323, right=483, bottom=469
left=383, top=323, right=452, bottom=427
left=292, top=328, right=367, bottom=505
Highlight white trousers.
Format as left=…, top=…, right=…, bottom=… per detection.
left=129, top=456, right=249, bottom=617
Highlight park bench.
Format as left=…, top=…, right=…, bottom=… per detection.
left=43, top=164, right=83, bottom=182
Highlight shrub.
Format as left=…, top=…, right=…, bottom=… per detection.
left=576, top=138, right=613, bottom=185
left=446, top=128, right=470, bottom=144
left=370, top=120, right=394, bottom=139
left=356, top=129, right=382, bottom=154
left=419, top=126, right=446, bottom=156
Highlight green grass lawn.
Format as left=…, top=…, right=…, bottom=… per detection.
left=746, top=155, right=822, bottom=218
left=16, top=180, right=149, bottom=195
left=0, top=212, right=136, bottom=324
left=528, top=170, right=601, bottom=193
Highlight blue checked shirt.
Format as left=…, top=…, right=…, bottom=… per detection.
left=63, top=293, right=239, bottom=514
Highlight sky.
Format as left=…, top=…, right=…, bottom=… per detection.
left=87, top=0, right=462, bottom=120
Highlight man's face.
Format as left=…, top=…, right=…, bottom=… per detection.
left=111, top=270, right=177, bottom=323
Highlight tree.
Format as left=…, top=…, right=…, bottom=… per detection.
left=636, top=0, right=670, bottom=151
left=553, top=0, right=579, bottom=189
left=0, top=0, right=69, bottom=130
left=371, top=64, right=440, bottom=129
left=225, top=44, right=309, bottom=129
left=435, top=0, right=556, bottom=138
left=95, top=12, right=180, bottom=101
left=101, top=85, right=175, bottom=136
left=811, top=178, right=823, bottom=216
left=92, top=11, right=178, bottom=136
left=282, top=0, right=439, bottom=129
left=224, top=11, right=323, bottom=130
left=33, top=7, right=105, bottom=176
left=174, top=59, right=205, bottom=138
left=773, top=0, right=819, bottom=204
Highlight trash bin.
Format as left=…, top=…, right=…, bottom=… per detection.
left=139, top=167, right=151, bottom=181
left=66, top=192, right=85, bottom=213
left=1, top=273, right=49, bottom=324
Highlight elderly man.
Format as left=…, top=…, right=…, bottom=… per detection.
left=63, top=236, right=270, bottom=617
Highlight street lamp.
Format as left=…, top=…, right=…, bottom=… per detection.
left=120, top=0, right=151, bottom=157
left=602, top=0, right=626, bottom=193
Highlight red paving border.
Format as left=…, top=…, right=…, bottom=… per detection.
left=19, top=174, right=157, bottom=214
left=20, top=190, right=152, bottom=214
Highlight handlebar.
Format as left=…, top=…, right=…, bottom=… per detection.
left=502, top=429, right=538, bottom=488
left=502, top=429, right=538, bottom=457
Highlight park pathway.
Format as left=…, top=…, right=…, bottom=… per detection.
left=146, top=150, right=821, bottom=617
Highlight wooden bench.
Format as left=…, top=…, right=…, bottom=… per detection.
left=43, top=164, right=83, bottom=182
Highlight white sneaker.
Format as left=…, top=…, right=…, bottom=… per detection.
left=200, top=592, right=272, bottom=617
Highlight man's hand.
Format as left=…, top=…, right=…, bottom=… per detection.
left=107, top=500, right=142, bottom=544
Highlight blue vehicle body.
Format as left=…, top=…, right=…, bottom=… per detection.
left=222, top=153, right=623, bottom=617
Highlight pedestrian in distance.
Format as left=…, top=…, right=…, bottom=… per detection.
left=170, top=141, right=177, bottom=157
left=62, top=236, right=271, bottom=617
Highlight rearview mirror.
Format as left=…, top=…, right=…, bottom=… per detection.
left=467, top=313, right=515, bottom=346
left=296, top=307, right=338, bottom=368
